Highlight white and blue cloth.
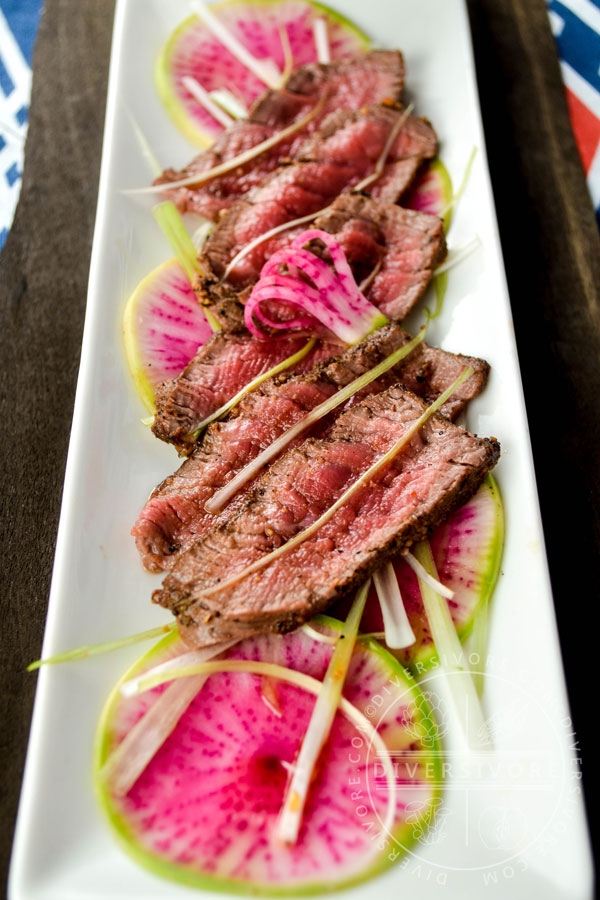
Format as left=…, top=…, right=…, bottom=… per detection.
left=1, top=1, right=600, bottom=251
left=0, top=0, right=43, bottom=250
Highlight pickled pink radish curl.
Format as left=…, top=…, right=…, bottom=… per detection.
left=244, top=229, right=388, bottom=345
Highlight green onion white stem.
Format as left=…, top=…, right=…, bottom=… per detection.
left=205, top=329, right=426, bottom=513
left=313, top=17, right=330, bottom=63
left=191, top=0, right=281, bottom=88
left=191, top=220, right=214, bottom=252
left=276, top=581, right=370, bottom=844
left=433, top=236, right=480, bottom=276
left=27, top=623, right=175, bottom=672
left=120, top=640, right=239, bottom=698
left=200, top=367, right=472, bottom=598
left=354, top=103, right=414, bottom=192
left=182, top=75, right=234, bottom=128
left=131, top=656, right=396, bottom=838
left=104, top=642, right=238, bottom=796
left=300, top=623, right=337, bottom=645
left=373, top=562, right=416, bottom=649
left=278, top=25, right=294, bottom=83
left=152, top=201, right=220, bottom=332
left=403, top=550, right=454, bottom=600
left=209, top=88, right=248, bottom=119
left=190, top=336, right=317, bottom=439
left=413, top=541, right=491, bottom=750
left=127, top=97, right=326, bottom=195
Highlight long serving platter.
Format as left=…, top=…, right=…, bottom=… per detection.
left=9, top=0, right=593, bottom=897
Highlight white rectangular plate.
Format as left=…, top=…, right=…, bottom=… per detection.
left=9, top=1, right=593, bottom=898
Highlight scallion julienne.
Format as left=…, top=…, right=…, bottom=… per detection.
left=412, top=540, right=491, bottom=751
left=373, top=562, right=416, bottom=650
left=27, top=622, right=176, bottom=672
left=276, top=581, right=370, bottom=844
left=189, top=336, right=317, bottom=440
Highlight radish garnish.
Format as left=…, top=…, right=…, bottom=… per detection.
left=413, top=540, right=491, bottom=750
left=200, top=367, right=472, bottom=597
left=403, top=550, right=455, bottom=599
left=373, top=562, right=416, bottom=649
left=181, top=75, right=234, bottom=128
left=244, top=228, right=389, bottom=343
left=191, top=0, right=282, bottom=89
left=353, top=102, right=414, bottom=192
left=96, top=625, right=440, bottom=891
left=122, top=257, right=214, bottom=412
left=155, top=1, right=370, bottom=145
left=276, top=581, right=370, bottom=844
left=313, top=17, right=330, bottom=63
left=27, top=623, right=176, bottom=672
left=205, top=328, right=425, bottom=513
left=129, top=655, right=398, bottom=840
left=128, top=96, right=326, bottom=196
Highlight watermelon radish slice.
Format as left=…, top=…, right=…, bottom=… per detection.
left=122, top=258, right=213, bottom=412
left=404, top=156, right=453, bottom=228
left=156, top=0, right=371, bottom=146
left=95, top=620, right=441, bottom=894
left=353, top=475, right=504, bottom=671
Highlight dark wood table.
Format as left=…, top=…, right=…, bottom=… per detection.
left=1, top=0, right=597, bottom=891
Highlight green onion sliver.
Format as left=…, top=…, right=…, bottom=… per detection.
left=152, top=201, right=220, bottom=332
left=412, top=540, right=491, bottom=751
left=276, top=581, right=370, bottom=844
left=27, top=622, right=176, bottom=672
left=190, top=336, right=317, bottom=440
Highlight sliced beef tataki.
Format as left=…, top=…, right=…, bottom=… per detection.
left=154, top=384, right=500, bottom=647
left=135, top=323, right=489, bottom=572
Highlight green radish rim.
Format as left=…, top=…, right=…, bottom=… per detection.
left=406, top=473, right=505, bottom=673
left=94, top=620, right=442, bottom=896
left=155, top=0, right=371, bottom=148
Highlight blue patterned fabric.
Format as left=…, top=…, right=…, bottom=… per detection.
left=548, top=0, right=600, bottom=226
left=0, top=0, right=43, bottom=250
